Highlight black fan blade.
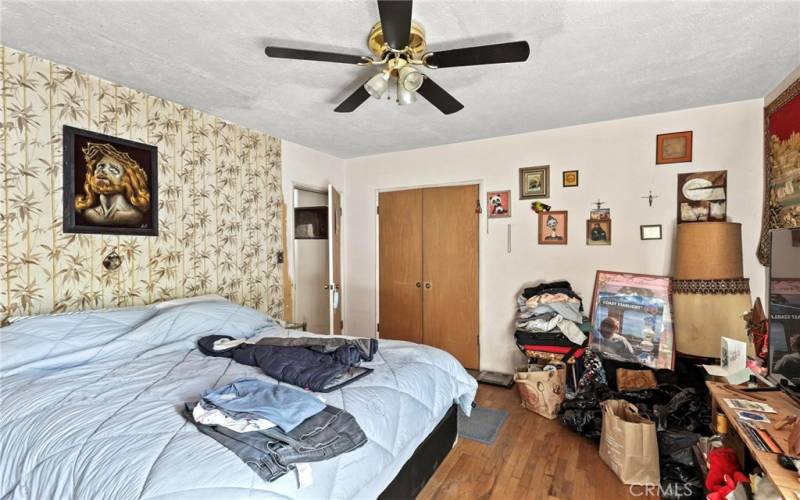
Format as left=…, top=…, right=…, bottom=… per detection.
left=334, top=85, right=371, bottom=113
left=378, top=0, right=413, bottom=50
left=417, top=77, right=463, bottom=115
left=426, top=41, right=530, bottom=68
left=265, top=46, right=365, bottom=65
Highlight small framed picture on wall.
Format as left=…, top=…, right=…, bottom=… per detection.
left=487, top=190, right=511, bottom=218
left=562, top=170, right=579, bottom=187
left=586, top=220, right=611, bottom=245
left=538, top=210, right=568, bottom=244
left=519, top=165, right=549, bottom=199
left=640, top=224, right=663, bottom=240
left=656, top=130, right=693, bottom=164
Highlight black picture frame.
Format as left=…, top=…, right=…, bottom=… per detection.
left=640, top=224, right=663, bottom=240
left=562, top=170, right=579, bottom=187
left=63, top=125, right=158, bottom=236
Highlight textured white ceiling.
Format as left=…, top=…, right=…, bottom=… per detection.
left=2, top=1, right=799, bottom=158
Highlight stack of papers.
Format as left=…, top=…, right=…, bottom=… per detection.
left=723, top=398, right=776, bottom=414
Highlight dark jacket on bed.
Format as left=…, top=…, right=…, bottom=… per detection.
left=197, top=335, right=375, bottom=392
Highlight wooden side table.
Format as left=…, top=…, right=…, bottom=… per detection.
left=706, top=381, right=800, bottom=499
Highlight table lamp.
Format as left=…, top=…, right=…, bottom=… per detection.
left=672, top=222, right=752, bottom=358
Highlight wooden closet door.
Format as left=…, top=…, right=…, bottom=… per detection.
left=378, top=189, right=423, bottom=343
left=422, top=185, right=479, bottom=369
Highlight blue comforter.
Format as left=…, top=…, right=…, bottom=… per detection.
left=0, top=298, right=477, bottom=499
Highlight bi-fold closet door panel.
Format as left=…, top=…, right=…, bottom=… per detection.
left=378, top=185, right=479, bottom=369
left=378, top=189, right=424, bottom=343
left=421, top=185, right=479, bottom=369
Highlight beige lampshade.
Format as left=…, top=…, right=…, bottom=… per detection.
left=672, top=292, right=753, bottom=358
left=674, top=222, right=743, bottom=280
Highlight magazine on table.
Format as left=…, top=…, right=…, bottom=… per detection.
left=724, top=398, right=776, bottom=413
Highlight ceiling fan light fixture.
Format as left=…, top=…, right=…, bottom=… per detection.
left=364, top=70, right=390, bottom=99
left=398, top=65, right=424, bottom=92
left=396, top=82, right=417, bottom=106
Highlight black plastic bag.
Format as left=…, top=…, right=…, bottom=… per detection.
left=558, top=382, right=616, bottom=440
left=660, top=462, right=704, bottom=500
left=654, top=388, right=712, bottom=434
left=659, top=431, right=700, bottom=466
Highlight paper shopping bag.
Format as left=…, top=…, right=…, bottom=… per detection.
left=513, top=364, right=566, bottom=419
left=599, top=399, right=660, bottom=486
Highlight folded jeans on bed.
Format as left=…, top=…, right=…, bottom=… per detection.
left=193, top=400, right=277, bottom=433
left=185, top=403, right=367, bottom=483
left=202, top=378, right=325, bottom=432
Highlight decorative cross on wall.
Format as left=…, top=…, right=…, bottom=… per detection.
left=641, top=190, right=660, bottom=207
left=592, top=199, right=606, bottom=210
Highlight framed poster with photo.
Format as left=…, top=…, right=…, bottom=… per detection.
left=589, top=270, right=675, bottom=370
left=487, top=190, right=511, bottom=218
left=63, top=126, right=158, bottom=236
left=519, top=165, right=549, bottom=199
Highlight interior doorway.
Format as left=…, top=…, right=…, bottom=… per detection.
left=292, top=185, right=343, bottom=335
left=293, top=186, right=329, bottom=333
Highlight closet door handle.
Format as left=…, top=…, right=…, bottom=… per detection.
left=323, top=284, right=330, bottom=290
left=424, top=282, right=432, bottom=289
left=415, top=282, right=422, bottom=288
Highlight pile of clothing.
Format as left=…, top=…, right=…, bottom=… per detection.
left=198, top=334, right=378, bottom=392
left=514, top=280, right=588, bottom=360
left=186, top=378, right=367, bottom=483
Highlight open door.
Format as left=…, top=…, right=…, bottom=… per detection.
left=328, top=185, right=343, bottom=334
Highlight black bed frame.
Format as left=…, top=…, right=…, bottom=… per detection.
left=378, top=404, right=458, bottom=499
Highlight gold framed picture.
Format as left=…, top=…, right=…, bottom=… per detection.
left=562, top=170, right=579, bottom=187
left=586, top=220, right=611, bottom=245
left=519, top=165, right=549, bottom=199
left=538, top=210, right=567, bottom=244
left=656, top=131, right=693, bottom=164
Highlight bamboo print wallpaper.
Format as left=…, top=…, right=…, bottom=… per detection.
left=1, top=46, right=284, bottom=318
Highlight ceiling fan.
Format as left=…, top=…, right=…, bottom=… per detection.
left=264, top=0, right=530, bottom=114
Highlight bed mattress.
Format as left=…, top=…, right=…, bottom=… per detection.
left=0, top=298, right=477, bottom=499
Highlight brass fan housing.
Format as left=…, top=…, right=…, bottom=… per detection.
left=367, top=21, right=427, bottom=59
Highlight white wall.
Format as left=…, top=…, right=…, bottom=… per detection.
left=281, top=140, right=346, bottom=322
left=342, top=99, right=765, bottom=373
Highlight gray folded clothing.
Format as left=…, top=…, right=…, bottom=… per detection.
left=185, top=402, right=367, bottom=483
left=530, top=302, right=582, bottom=324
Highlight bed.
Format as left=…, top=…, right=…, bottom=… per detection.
left=0, top=298, right=477, bottom=499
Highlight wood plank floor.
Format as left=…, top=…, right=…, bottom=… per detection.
left=418, top=384, right=656, bottom=500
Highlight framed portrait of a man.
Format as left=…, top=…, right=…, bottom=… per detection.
left=537, top=210, right=567, bottom=244
left=63, top=126, right=158, bottom=236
